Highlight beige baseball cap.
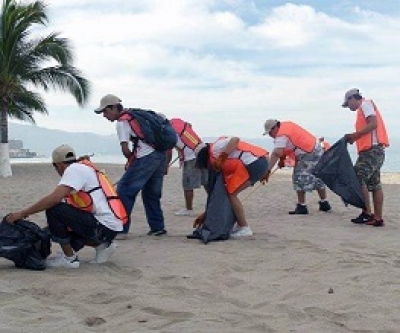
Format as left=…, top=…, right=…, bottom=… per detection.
left=341, top=88, right=360, bottom=108
left=263, top=119, right=278, bottom=135
left=94, top=94, right=122, bottom=113
left=52, top=144, right=77, bottom=163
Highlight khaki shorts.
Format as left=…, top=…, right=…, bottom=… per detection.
left=354, top=145, right=385, bottom=191
left=182, top=159, right=208, bottom=190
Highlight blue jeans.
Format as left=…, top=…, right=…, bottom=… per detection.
left=117, top=150, right=166, bottom=233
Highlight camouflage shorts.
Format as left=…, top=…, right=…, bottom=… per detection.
left=354, top=145, right=385, bottom=191
left=292, top=145, right=326, bottom=192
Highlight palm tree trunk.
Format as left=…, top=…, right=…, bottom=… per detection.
left=0, top=110, right=12, bottom=177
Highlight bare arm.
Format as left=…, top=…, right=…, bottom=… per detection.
left=268, top=148, right=284, bottom=171
left=6, top=185, right=72, bottom=223
left=120, top=141, right=133, bottom=159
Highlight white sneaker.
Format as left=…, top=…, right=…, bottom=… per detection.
left=91, top=242, right=116, bottom=264
left=174, top=209, right=194, bottom=216
left=231, top=224, right=240, bottom=233
left=230, top=226, right=253, bottom=238
left=46, top=254, right=80, bottom=268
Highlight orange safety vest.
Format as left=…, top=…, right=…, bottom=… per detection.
left=355, top=99, right=389, bottom=153
left=276, top=122, right=316, bottom=153
left=320, top=141, right=330, bottom=151
left=65, top=160, right=128, bottom=225
left=170, top=118, right=202, bottom=160
left=210, top=138, right=268, bottom=194
left=118, top=111, right=144, bottom=139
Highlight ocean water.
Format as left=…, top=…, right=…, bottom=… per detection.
left=9, top=149, right=400, bottom=172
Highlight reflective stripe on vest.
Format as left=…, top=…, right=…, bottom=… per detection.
left=276, top=122, right=316, bottom=153
left=170, top=118, right=202, bottom=160
left=355, top=99, right=389, bottom=153
left=65, top=160, right=128, bottom=224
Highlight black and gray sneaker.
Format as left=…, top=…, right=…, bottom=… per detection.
left=289, top=204, right=309, bottom=215
left=319, top=200, right=332, bottom=212
left=351, top=212, right=373, bottom=224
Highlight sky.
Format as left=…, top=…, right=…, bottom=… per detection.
left=11, top=0, right=400, bottom=141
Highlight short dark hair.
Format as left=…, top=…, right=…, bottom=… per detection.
left=195, top=144, right=210, bottom=169
left=352, top=93, right=362, bottom=101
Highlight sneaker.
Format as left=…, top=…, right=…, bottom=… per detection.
left=365, top=219, right=385, bottom=227
left=319, top=200, right=332, bottom=212
left=289, top=204, right=309, bottom=215
left=231, top=224, right=240, bottom=233
left=147, top=229, right=167, bottom=236
left=91, top=242, right=117, bottom=264
left=174, top=209, right=194, bottom=216
left=46, top=254, right=80, bottom=269
left=230, top=226, right=253, bottom=238
left=351, top=212, right=373, bottom=224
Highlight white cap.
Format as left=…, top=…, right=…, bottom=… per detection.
left=94, top=94, right=122, bottom=113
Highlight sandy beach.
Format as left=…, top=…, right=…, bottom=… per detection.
left=0, top=163, right=399, bottom=332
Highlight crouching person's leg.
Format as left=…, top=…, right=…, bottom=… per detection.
left=45, top=202, right=117, bottom=267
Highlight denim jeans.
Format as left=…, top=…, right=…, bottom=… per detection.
left=117, top=150, right=167, bottom=233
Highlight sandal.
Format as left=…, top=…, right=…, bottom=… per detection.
left=365, top=219, right=385, bottom=227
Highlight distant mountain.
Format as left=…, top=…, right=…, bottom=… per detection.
left=9, top=123, right=120, bottom=157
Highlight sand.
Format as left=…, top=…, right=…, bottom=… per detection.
left=0, top=163, right=399, bottom=332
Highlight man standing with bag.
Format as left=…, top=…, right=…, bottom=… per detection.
left=95, top=94, right=168, bottom=238
left=342, top=88, right=389, bottom=227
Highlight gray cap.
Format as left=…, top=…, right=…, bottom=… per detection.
left=263, top=119, right=278, bottom=135
left=342, top=88, right=360, bottom=108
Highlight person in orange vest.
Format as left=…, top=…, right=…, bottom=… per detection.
left=167, top=118, right=208, bottom=217
left=261, top=119, right=332, bottom=215
left=194, top=137, right=268, bottom=237
left=5, top=145, right=125, bottom=268
left=342, top=88, right=389, bottom=227
left=318, top=137, right=331, bottom=151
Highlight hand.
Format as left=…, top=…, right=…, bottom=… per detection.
left=260, top=170, right=271, bottom=184
left=278, top=156, right=286, bottom=169
left=212, top=152, right=228, bottom=171
left=345, top=132, right=361, bottom=144
left=193, top=212, right=205, bottom=228
left=5, top=212, right=24, bottom=224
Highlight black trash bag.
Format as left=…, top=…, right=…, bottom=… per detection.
left=0, top=217, right=51, bottom=270
left=313, top=137, right=366, bottom=210
left=192, top=171, right=237, bottom=244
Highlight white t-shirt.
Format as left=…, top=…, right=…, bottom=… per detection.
left=59, top=163, right=123, bottom=232
left=117, top=120, right=155, bottom=158
left=273, top=135, right=318, bottom=156
left=175, top=134, right=196, bottom=162
left=360, top=100, right=378, bottom=145
left=211, top=137, right=258, bottom=165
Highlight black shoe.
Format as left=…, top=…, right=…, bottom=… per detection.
left=147, top=229, right=167, bottom=236
left=289, top=204, right=309, bottom=215
left=319, top=200, right=331, bottom=212
left=186, top=230, right=201, bottom=239
left=351, top=212, right=373, bottom=224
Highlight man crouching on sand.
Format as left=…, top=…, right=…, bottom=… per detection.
left=6, top=145, right=127, bottom=268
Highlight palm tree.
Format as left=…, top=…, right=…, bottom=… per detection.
left=0, top=0, right=90, bottom=177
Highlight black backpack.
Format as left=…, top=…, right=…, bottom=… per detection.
left=122, top=108, right=177, bottom=151
left=0, top=218, right=51, bottom=270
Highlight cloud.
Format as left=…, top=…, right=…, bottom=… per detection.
left=19, top=1, right=400, bottom=140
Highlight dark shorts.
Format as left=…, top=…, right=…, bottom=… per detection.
left=354, top=145, right=385, bottom=191
left=246, top=156, right=269, bottom=185
left=45, top=203, right=117, bottom=252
